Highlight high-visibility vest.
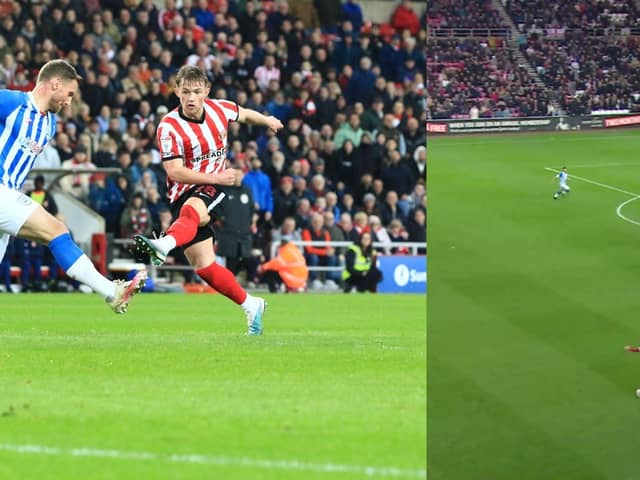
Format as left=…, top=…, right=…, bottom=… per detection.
left=342, top=245, right=371, bottom=280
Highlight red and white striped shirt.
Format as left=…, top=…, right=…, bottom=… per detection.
left=156, top=98, right=239, bottom=203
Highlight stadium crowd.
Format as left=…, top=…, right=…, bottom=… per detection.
left=426, top=0, right=640, bottom=119
left=427, top=37, right=550, bottom=119
left=0, top=0, right=427, bottom=293
left=504, top=0, right=640, bottom=33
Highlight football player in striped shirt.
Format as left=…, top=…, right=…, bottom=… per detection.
left=134, top=66, right=283, bottom=335
left=0, top=59, right=146, bottom=312
left=553, top=166, right=570, bottom=200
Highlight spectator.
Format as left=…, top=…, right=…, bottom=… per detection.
left=27, top=175, right=59, bottom=219
left=272, top=216, right=302, bottom=244
left=346, top=56, right=376, bottom=106
left=323, top=210, right=346, bottom=254
left=33, top=146, right=62, bottom=187
left=339, top=192, right=357, bottom=218
left=404, top=117, right=426, bottom=160
left=120, top=192, right=153, bottom=238
left=334, top=112, right=364, bottom=149
left=369, top=214, right=392, bottom=254
left=254, top=54, right=281, bottom=92
left=338, top=212, right=360, bottom=243
left=60, top=145, right=97, bottom=200
left=314, top=0, right=342, bottom=32
left=243, top=156, right=274, bottom=222
left=258, top=239, right=308, bottom=293
left=265, top=150, right=287, bottom=187
left=357, top=131, right=384, bottom=179
left=387, top=219, right=410, bottom=254
left=391, top=0, right=421, bottom=36
left=342, top=1, right=364, bottom=33
left=407, top=207, right=426, bottom=254
left=380, top=190, right=406, bottom=227
left=410, top=145, right=427, bottom=184
left=294, top=197, right=312, bottom=231
left=381, top=150, right=414, bottom=198
left=273, top=176, right=298, bottom=226
left=302, top=212, right=339, bottom=289
left=335, top=139, right=361, bottom=191
left=360, top=192, right=382, bottom=218
left=342, top=231, right=382, bottom=293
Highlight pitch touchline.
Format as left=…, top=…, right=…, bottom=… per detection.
left=564, top=162, right=640, bottom=168
left=544, top=168, right=640, bottom=227
left=0, top=443, right=427, bottom=479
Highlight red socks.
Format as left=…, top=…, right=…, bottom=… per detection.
left=196, top=262, right=248, bottom=305
left=167, top=204, right=200, bottom=247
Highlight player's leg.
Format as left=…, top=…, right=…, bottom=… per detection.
left=185, top=237, right=265, bottom=335
left=16, top=199, right=146, bottom=312
left=134, top=196, right=210, bottom=266
left=0, top=233, right=12, bottom=292
left=553, top=187, right=564, bottom=199
left=562, top=184, right=570, bottom=195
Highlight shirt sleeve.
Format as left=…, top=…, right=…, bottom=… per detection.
left=156, top=123, right=183, bottom=161
left=216, top=100, right=240, bottom=122
left=0, top=90, right=28, bottom=123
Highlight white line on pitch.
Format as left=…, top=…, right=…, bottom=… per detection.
left=616, top=197, right=640, bottom=226
left=544, top=168, right=640, bottom=197
left=0, top=443, right=427, bottom=479
left=562, top=162, right=640, bottom=168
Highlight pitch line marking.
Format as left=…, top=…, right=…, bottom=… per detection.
left=565, top=162, right=640, bottom=168
left=0, top=443, right=427, bottom=479
left=544, top=168, right=640, bottom=227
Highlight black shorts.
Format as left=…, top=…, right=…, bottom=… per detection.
left=169, top=185, right=227, bottom=249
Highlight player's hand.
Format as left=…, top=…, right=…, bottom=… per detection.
left=266, top=116, right=284, bottom=133
left=215, top=169, right=237, bottom=186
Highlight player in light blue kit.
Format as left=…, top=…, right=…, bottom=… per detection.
left=553, top=166, right=570, bottom=200
left=0, top=59, right=146, bottom=311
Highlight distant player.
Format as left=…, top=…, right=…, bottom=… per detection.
left=553, top=166, right=570, bottom=200
left=133, top=66, right=284, bottom=335
left=0, top=59, right=146, bottom=311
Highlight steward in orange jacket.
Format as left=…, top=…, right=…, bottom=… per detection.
left=261, top=241, right=308, bottom=292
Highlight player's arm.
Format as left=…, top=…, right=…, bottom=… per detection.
left=163, top=157, right=236, bottom=186
left=237, top=106, right=283, bottom=133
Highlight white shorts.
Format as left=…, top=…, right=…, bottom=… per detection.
left=560, top=183, right=570, bottom=191
left=0, top=184, right=39, bottom=262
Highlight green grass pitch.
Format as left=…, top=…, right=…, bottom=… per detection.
left=0, top=293, right=426, bottom=479
left=428, top=129, right=640, bottom=480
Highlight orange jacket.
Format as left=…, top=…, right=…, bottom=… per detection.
left=262, top=242, right=309, bottom=290
left=301, top=227, right=331, bottom=255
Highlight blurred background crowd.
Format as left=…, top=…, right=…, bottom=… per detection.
left=426, top=0, right=640, bottom=119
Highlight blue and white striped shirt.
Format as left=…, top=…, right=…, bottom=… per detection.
left=0, top=90, right=56, bottom=190
left=557, top=171, right=568, bottom=184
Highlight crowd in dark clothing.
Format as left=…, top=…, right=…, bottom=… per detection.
left=427, top=37, right=550, bottom=119
left=0, top=0, right=427, bottom=291
left=426, top=0, right=640, bottom=119
left=505, top=0, right=640, bottom=33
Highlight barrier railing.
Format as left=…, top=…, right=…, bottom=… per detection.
left=110, top=238, right=427, bottom=279
left=427, top=27, right=512, bottom=38
left=270, top=240, right=427, bottom=271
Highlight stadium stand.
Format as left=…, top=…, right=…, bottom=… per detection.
left=0, top=0, right=427, bottom=293
left=426, top=0, right=640, bottom=119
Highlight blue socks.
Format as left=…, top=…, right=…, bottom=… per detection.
left=48, top=233, right=83, bottom=272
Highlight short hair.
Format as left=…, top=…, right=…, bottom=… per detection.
left=175, top=65, right=210, bottom=87
left=37, top=59, right=82, bottom=83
